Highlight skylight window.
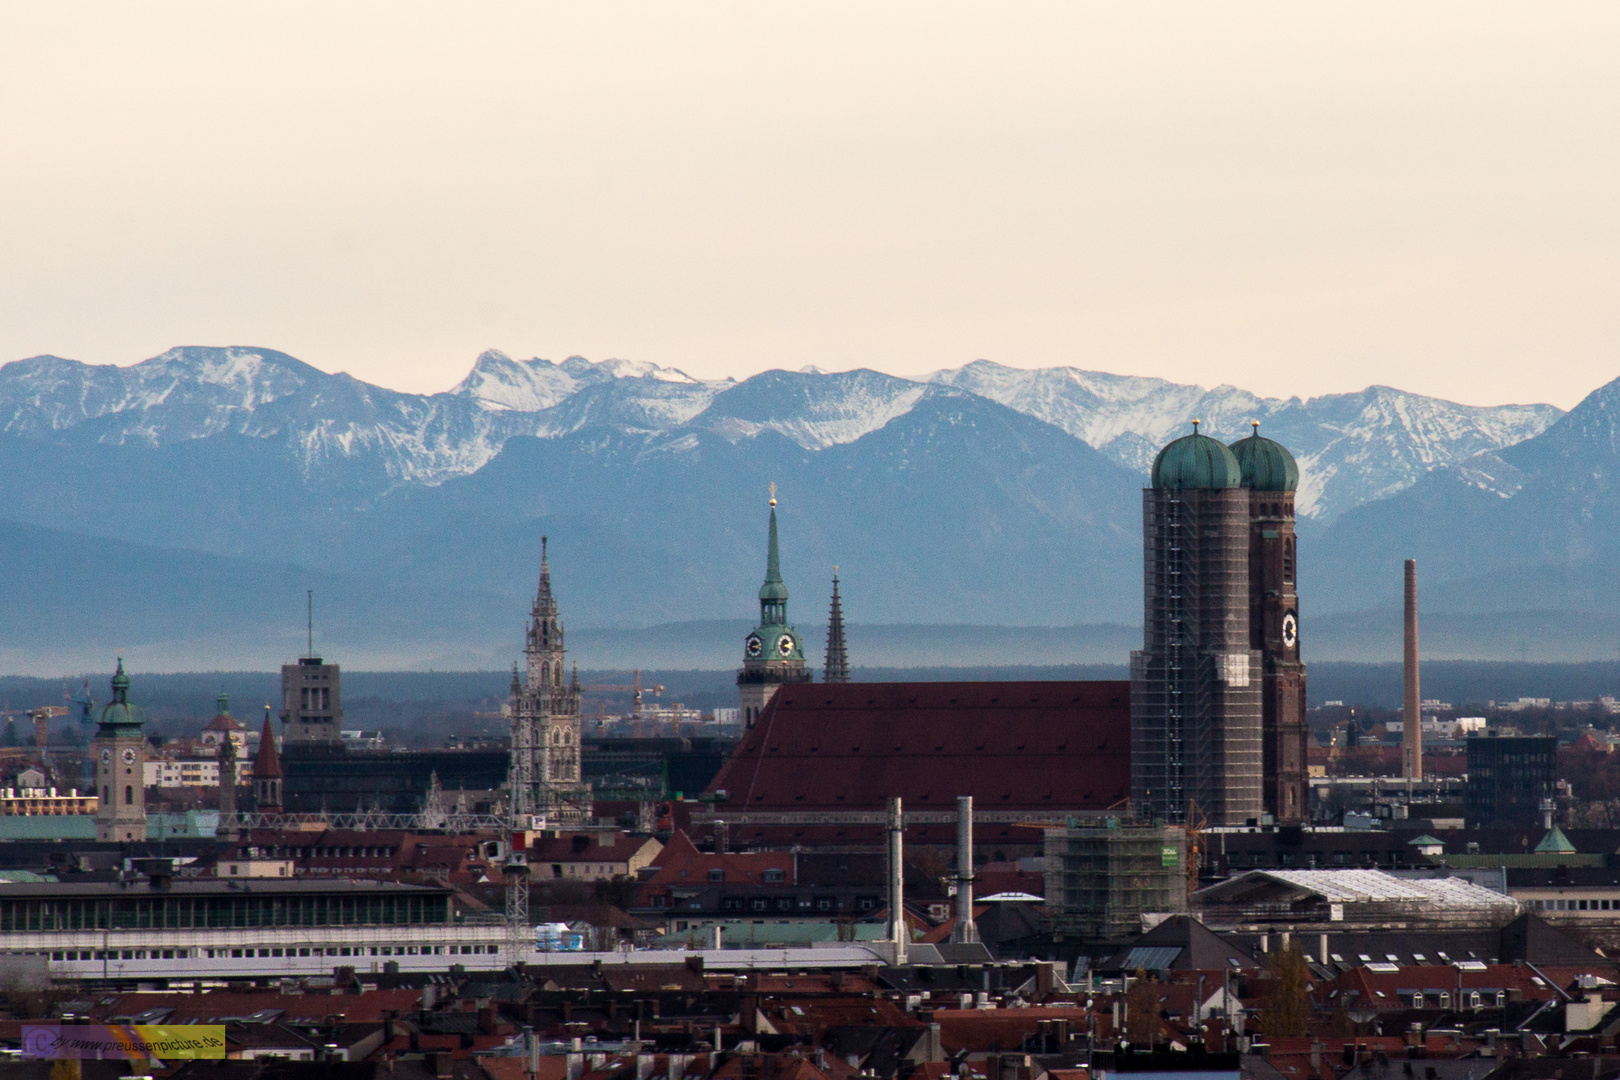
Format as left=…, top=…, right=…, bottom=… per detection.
left=1359, top=954, right=1373, bottom=962
left=1413, top=954, right=1426, bottom=962
left=1331, top=954, right=1345, bottom=963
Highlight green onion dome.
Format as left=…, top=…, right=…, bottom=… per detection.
left=1228, top=421, right=1299, bottom=492
left=1151, top=421, right=1244, bottom=490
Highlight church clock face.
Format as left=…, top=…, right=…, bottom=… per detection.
left=777, top=634, right=795, bottom=657
left=1282, top=612, right=1298, bottom=649
left=745, top=634, right=763, bottom=658
left=101, top=748, right=112, bottom=765
left=122, top=747, right=137, bottom=765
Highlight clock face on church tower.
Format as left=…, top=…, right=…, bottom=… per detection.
left=777, top=634, right=795, bottom=657
left=745, top=634, right=763, bottom=658
left=1282, top=612, right=1298, bottom=649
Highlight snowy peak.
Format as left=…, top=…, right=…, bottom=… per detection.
left=929, top=359, right=1559, bottom=521
left=0, top=346, right=317, bottom=442
left=696, top=368, right=929, bottom=450
left=451, top=351, right=706, bottom=412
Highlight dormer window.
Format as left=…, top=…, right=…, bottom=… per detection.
left=709, top=869, right=724, bottom=882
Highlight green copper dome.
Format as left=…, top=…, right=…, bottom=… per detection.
left=1151, top=423, right=1243, bottom=490
left=1229, top=423, right=1299, bottom=492
left=98, top=658, right=148, bottom=733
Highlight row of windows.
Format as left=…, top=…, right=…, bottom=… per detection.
left=45, top=942, right=499, bottom=962
left=0, top=893, right=450, bottom=932
left=651, top=894, right=882, bottom=914
left=244, top=846, right=397, bottom=858
left=1536, top=898, right=1619, bottom=911
left=1403, top=990, right=1506, bottom=1010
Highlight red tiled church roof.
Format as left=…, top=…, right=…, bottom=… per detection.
left=705, top=681, right=1130, bottom=813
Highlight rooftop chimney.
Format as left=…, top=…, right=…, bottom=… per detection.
left=1403, top=559, right=1422, bottom=781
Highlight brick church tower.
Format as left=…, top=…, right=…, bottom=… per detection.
left=1230, top=421, right=1307, bottom=824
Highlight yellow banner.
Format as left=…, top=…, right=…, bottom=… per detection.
left=23, top=1025, right=228, bottom=1059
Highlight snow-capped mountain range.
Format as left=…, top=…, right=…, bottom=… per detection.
left=0, top=346, right=1560, bottom=522
left=1, top=343, right=1605, bottom=670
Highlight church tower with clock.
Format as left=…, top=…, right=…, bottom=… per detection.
left=93, top=658, right=148, bottom=843
left=738, top=487, right=812, bottom=727
left=1230, top=422, right=1308, bottom=824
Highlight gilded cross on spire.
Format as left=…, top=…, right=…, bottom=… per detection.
left=769, top=481, right=777, bottom=508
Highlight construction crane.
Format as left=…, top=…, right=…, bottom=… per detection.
left=67, top=679, right=96, bottom=785
left=504, top=680, right=533, bottom=967
left=579, top=670, right=664, bottom=716
left=29, top=707, right=67, bottom=750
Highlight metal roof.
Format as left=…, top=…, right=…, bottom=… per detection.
left=1198, top=868, right=1519, bottom=908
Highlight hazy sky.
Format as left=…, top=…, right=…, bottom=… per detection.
left=2, top=3, right=1616, bottom=408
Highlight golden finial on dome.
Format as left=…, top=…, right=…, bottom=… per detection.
left=769, top=481, right=777, bottom=508
left=1192, top=419, right=1201, bottom=433
left=1252, top=419, right=1260, bottom=433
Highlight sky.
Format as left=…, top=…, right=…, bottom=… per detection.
left=1, top=4, right=1616, bottom=409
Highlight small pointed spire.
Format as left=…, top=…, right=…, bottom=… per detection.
left=111, top=656, right=129, bottom=703
left=535, top=536, right=555, bottom=612
left=824, top=567, right=850, bottom=683
left=759, top=487, right=789, bottom=610
left=254, top=707, right=283, bottom=780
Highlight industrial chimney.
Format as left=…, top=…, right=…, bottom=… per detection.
left=887, top=796, right=907, bottom=964
left=1403, top=559, right=1422, bottom=781
left=952, top=796, right=978, bottom=944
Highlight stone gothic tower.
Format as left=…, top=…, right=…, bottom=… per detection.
left=510, top=538, right=588, bottom=822
left=738, top=488, right=812, bottom=725
left=93, top=659, right=148, bottom=843
left=823, top=568, right=850, bottom=683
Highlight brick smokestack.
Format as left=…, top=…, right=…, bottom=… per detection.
left=1403, top=559, right=1422, bottom=780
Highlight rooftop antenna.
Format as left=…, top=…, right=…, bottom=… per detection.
left=306, top=590, right=314, bottom=658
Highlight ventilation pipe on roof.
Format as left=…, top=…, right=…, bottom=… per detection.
left=952, top=796, right=978, bottom=944
left=888, top=796, right=907, bottom=965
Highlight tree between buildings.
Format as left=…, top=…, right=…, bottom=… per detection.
left=1260, top=939, right=1313, bottom=1038
left=1125, top=968, right=1163, bottom=1047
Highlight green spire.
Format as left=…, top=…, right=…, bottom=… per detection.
left=217, top=689, right=231, bottom=717
left=757, top=486, right=790, bottom=629
left=111, top=657, right=129, bottom=705
left=760, top=508, right=789, bottom=603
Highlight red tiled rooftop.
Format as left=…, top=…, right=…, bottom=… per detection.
left=706, top=681, right=1130, bottom=813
